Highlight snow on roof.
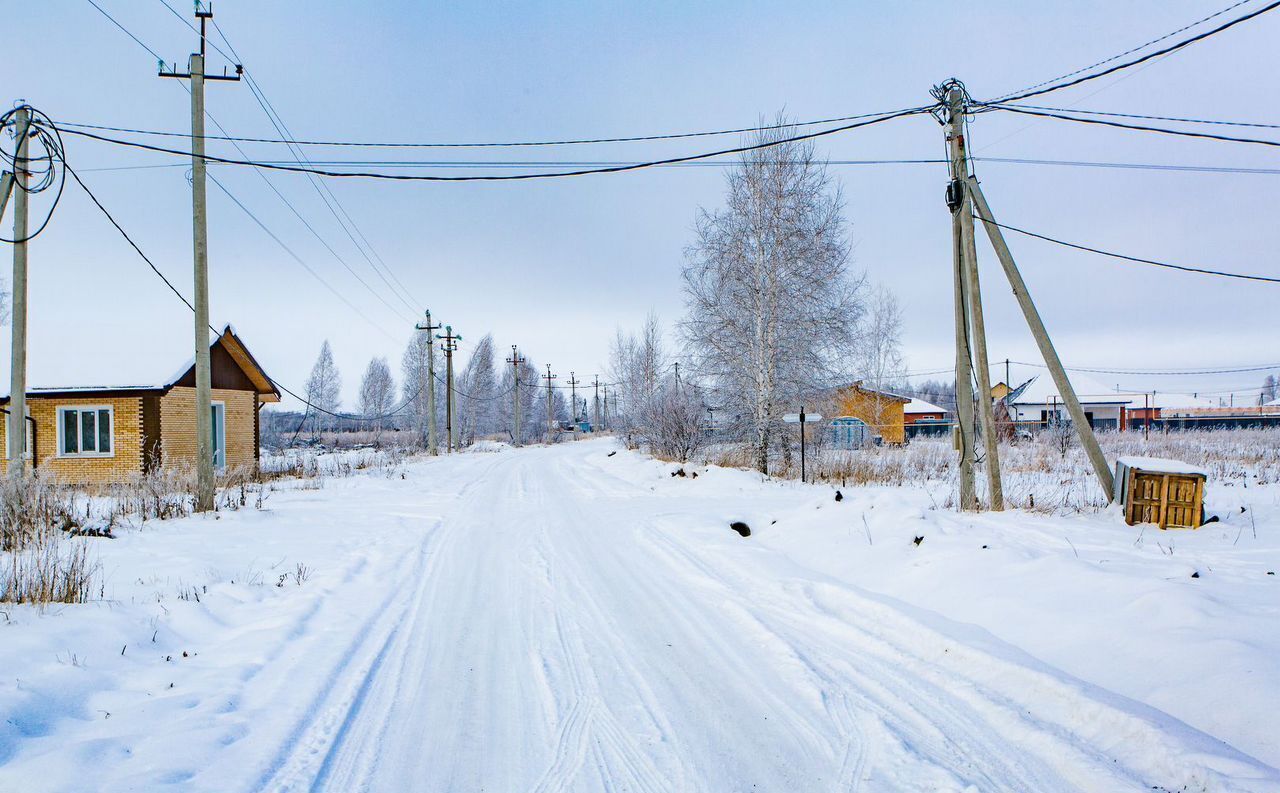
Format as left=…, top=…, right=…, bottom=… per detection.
left=1116, top=456, right=1208, bottom=477
left=1010, top=372, right=1136, bottom=406
left=1148, top=392, right=1218, bottom=411
left=904, top=397, right=946, bottom=414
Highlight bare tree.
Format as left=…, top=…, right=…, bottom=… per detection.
left=682, top=115, right=864, bottom=473
left=305, top=340, right=342, bottom=433
left=359, top=357, right=396, bottom=438
left=498, top=356, right=540, bottom=444
left=607, top=312, right=669, bottom=447
left=1262, top=374, right=1278, bottom=404
left=852, top=283, right=907, bottom=434
left=457, top=333, right=498, bottom=445
left=401, top=331, right=433, bottom=446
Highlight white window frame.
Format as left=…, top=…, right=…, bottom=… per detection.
left=56, top=405, right=116, bottom=459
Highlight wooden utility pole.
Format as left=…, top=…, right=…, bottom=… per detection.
left=7, top=108, right=31, bottom=476
left=437, top=325, right=460, bottom=452
left=951, top=92, right=1004, bottom=510
left=506, top=346, right=526, bottom=445
left=416, top=311, right=441, bottom=454
left=601, top=384, right=609, bottom=431
left=968, top=177, right=1115, bottom=498
left=160, top=6, right=241, bottom=511
left=592, top=375, right=601, bottom=432
left=543, top=365, right=557, bottom=443
left=945, top=86, right=978, bottom=511
left=567, top=372, right=580, bottom=439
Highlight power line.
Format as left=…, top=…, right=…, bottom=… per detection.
left=206, top=173, right=402, bottom=339
left=210, top=15, right=421, bottom=314
left=54, top=106, right=928, bottom=149
left=990, top=0, right=1280, bottom=104
left=977, top=215, right=1280, bottom=284
left=70, top=155, right=1280, bottom=177
left=84, top=0, right=166, bottom=65
left=86, top=0, right=416, bottom=324
left=989, top=0, right=1258, bottom=101
left=989, top=103, right=1280, bottom=130
left=65, top=161, right=193, bottom=312
left=1007, top=360, right=1280, bottom=376
left=54, top=107, right=932, bottom=182
left=983, top=104, right=1280, bottom=149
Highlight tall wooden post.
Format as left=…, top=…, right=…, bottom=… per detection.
left=7, top=108, right=31, bottom=476
left=159, top=6, right=241, bottom=511
left=945, top=88, right=978, bottom=511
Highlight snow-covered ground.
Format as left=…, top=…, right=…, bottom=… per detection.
left=1, top=438, right=1277, bottom=791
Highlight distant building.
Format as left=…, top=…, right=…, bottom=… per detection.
left=830, top=382, right=910, bottom=445
left=1003, top=372, right=1135, bottom=431
left=903, top=397, right=947, bottom=425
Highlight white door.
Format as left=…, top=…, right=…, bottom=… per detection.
left=211, top=403, right=226, bottom=470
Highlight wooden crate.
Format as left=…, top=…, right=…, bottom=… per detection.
left=1114, top=457, right=1206, bottom=529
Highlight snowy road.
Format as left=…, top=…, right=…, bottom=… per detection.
left=248, top=441, right=1272, bottom=792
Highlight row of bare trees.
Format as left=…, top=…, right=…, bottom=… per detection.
left=295, top=331, right=570, bottom=448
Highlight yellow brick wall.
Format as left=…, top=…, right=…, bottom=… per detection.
left=1, top=396, right=145, bottom=484
left=835, top=386, right=906, bottom=445
left=158, top=387, right=257, bottom=472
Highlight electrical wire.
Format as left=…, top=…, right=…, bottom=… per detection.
left=975, top=215, right=1280, bottom=284
left=69, top=155, right=1280, bottom=177
left=989, top=0, right=1280, bottom=104
left=53, top=108, right=933, bottom=182
left=85, top=0, right=167, bottom=66
left=64, top=160, right=193, bottom=312
left=0, top=106, right=67, bottom=243
left=206, top=173, right=403, bottom=340
left=982, top=104, right=1280, bottom=149
left=988, top=103, right=1280, bottom=131
left=85, top=0, right=417, bottom=325
left=55, top=106, right=930, bottom=150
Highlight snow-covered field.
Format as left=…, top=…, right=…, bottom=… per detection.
left=1, top=438, right=1277, bottom=791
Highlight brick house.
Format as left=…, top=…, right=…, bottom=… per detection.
left=0, top=326, right=279, bottom=485
left=830, top=382, right=910, bottom=445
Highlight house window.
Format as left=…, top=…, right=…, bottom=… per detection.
left=57, top=406, right=114, bottom=457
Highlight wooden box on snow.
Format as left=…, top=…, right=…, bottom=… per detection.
left=1113, top=457, right=1207, bottom=529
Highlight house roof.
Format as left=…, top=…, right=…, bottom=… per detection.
left=1, top=325, right=280, bottom=404
left=904, top=397, right=947, bottom=414
left=1008, top=372, right=1136, bottom=406
left=837, top=382, right=911, bottom=403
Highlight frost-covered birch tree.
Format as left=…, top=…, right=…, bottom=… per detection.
left=401, top=330, right=434, bottom=446
left=305, top=340, right=342, bottom=432
left=497, top=357, right=540, bottom=444
left=359, top=357, right=396, bottom=436
left=682, top=116, right=863, bottom=473
left=457, top=334, right=498, bottom=445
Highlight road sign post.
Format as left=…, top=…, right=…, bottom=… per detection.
left=783, top=408, right=823, bottom=484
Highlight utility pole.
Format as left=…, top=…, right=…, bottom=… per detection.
left=416, top=310, right=442, bottom=454
left=543, top=365, right=557, bottom=443
left=674, top=362, right=680, bottom=390
left=969, top=177, right=1114, bottom=497
left=160, top=5, right=241, bottom=512
left=6, top=108, right=31, bottom=476
left=944, top=85, right=978, bottom=511
left=436, top=325, right=460, bottom=452
left=592, top=375, right=601, bottom=432
left=507, top=346, right=526, bottom=445
left=567, top=372, right=580, bottom=439
left=601, top=384, right=608, bottom=432
left=951, top=89, right=1004, bottom=511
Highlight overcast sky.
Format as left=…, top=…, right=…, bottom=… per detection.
left=5, top=0, right=1279, bottom=410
